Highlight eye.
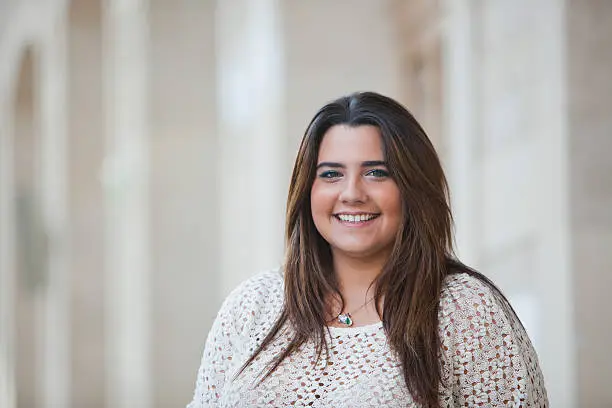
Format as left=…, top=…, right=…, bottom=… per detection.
left=366, top=168, right=389, bottom=178
left=318, top=170, right=342, bottom=179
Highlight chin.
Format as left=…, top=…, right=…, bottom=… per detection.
left=333, top=244, right=380, bottom=258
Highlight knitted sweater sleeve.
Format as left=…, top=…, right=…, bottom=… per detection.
left=438, top=274, right=548, bottom=407
left=186, top=270, right=283, bottom=408
left=186, top=286, right=241, bottom=408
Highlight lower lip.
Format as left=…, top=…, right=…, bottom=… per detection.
left=334, top=216, right=379, bottom=227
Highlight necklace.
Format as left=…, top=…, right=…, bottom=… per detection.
left=336, top=297, right=375, bottom=327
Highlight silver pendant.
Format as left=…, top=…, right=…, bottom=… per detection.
left=337, top=313, right=353, bottom=326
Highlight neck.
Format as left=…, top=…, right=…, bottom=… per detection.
left=331, top=250, right=387, bottom=295
left=327, top=250, right=388, bottom=325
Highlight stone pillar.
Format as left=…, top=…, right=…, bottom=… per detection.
left=215, top=0, right=286, bottom=295
left=39, top=2, right=70, bottom=407
left=103, top=0, right=152, bottom=406
left=147, top=0, right=219, bottom=405
left=12, top=46, right=43, bottom=408
left=441, top=0, right=481, bottom=266
left=66, top=0, right=106, bottom=405
left=282, top=1, right=405, bottom=160
left=0, top=7, right=42, bottom=408
left=0, top=61, right=18, bottom=408
left=392, top=0, right=444, bottom=151
left=214, top=0, right=405, bottom=297
left=567, top=2, right=612, bottom=405
left=442, top=1, right=576, bottom=406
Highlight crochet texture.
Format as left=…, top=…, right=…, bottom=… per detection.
left=187, top=270, right=548, bottom=407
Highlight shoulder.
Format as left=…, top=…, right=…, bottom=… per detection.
left=217, top=268, right=285, bottom=335
left=437, top=275, right=548, bottom=404
left=437, top=272, right=522, bottom=342
left=437, top=271, right=534, bottom=365
left=227, top=268, right=284, bottom=301
left=439, top=272, right=508, bottom=320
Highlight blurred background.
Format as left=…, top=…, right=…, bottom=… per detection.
left=0, top=0, right=610, bottom=407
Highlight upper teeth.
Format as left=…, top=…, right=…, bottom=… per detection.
left=337, top=214, right=377, bottom=222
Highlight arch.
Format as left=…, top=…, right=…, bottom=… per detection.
left=12, top=45, right=44, bottom=408
left=1, top=3, right=72, bottom=408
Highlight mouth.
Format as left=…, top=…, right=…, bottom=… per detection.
left=333, top=213, right=380, bottom=224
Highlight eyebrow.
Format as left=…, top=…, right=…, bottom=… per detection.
left=316, top=160, right=387, bottom=170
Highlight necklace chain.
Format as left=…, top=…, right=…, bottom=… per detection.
left=335, top=297, right=375, bottom=326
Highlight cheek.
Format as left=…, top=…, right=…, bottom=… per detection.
left=390, top=193, right=402, bottom=217
left=377, top=186, right=402, bottom=219
left=310, top=182, right=335, bottom=216
left=310, top=185, right=331, bottom=238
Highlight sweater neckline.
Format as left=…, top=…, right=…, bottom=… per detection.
left=326, top=320, right=383, bottom=336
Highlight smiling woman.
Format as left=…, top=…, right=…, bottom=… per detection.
left=312, top=125, right=402, bottom=271
left=186, top=92, right=549, bottom=407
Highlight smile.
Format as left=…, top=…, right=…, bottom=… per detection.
left=334, top=213, right=380, bottom=223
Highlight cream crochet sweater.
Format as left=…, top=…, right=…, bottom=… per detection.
left=187, top=269, right=548, bottom=407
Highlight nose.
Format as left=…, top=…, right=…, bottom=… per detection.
left=338, top=175, right=367, bottom=204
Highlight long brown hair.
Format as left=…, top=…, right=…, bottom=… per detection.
left=238, top=91, right=508, bottom=407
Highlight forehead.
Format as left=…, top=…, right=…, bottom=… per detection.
left=317, top=125, right=384, bottom=162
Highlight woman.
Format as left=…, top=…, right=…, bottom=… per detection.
left=187, top=92, right=548, bottom=407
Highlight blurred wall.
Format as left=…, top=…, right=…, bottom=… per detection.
left=67, top=0, right=105, bottom=405
left=444, top=1, right=576, bottom=404
left=0, top=1, right=611, bottom=408
left=148, top=0, right=218, bottom=406
left=0, top=1, right=405, bottom=407
left=444, top=1, right=612, bottom=407
left=568, top=0, right=612, bottom=405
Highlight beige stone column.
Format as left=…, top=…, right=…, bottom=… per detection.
left=214, top=0, right=405, bottom=296
left=0, top=70, right=17, bottom=408
left=39, top=2, right=70, bottom=407
left=146, top=0, right=220, bottom=404
left=215, top=0, right=286, bottom=295
left=567, top=2, right=612, bottom=405
left=531, top=2, right=576, bottom=404
left=0, top=4, right=72, bottom=407
left=281, top=1, right=405, bottom=158
left=441, top=0, right=481, bottom=266
left=441, top=1, right=576, bottom=406
left=0, top=10, right=48, bottom=405
left=0, top=7, right=35, bottom=408
left=103, top=0, right=152, bottom=406
left=9, top=46, right=41, bottom=408
left=66, top=0, right=106, bottom=404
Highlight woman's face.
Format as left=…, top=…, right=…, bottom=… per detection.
left=310, top=125, right=402, bottom=262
